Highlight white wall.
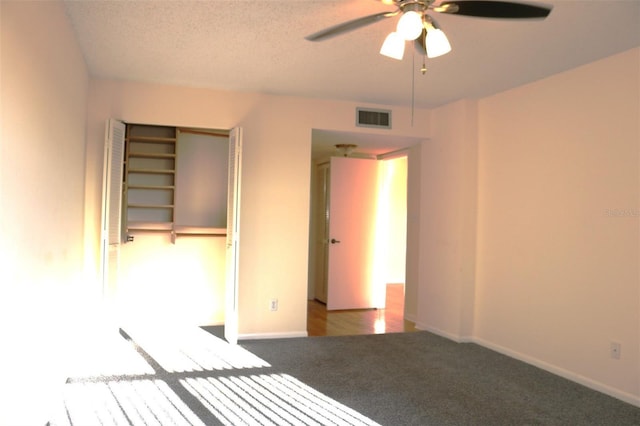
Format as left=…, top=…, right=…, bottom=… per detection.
left=118, top=234, right=227, bottom=326
left=416, top=99, right=478, bottom=340
left=404, top=143, right=422, bottom=321
left=475, top=48, right=640, bottom=403
left=175, top=132, right=229, bottom=228
left=416, top=48, right=639, bottom=405
left=85, top=80, right=430, bottom=338
left=381, top=156, right=408, bottom=285
left=0, top=1, right=89, bottom=424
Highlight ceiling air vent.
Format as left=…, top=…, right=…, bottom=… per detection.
left=356, top=108, right=391, bottom=129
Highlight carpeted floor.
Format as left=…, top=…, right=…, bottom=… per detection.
left=49, top=326, right=640, bottom=425
left=240, top=331, right=640, bottom=425
left=51, top=325, right=382, bottom=426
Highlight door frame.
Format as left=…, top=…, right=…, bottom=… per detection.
left=309, top=151, right=409, bottom=314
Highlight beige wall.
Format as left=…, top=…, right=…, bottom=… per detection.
left=415, top=49, right=639, bottom=404
left=417, top=99, right=478, bottom=340
left=85, top=80, right=430, bottom=338
left=382, top=156, right=408, bottom=284
left=0, top=1, right=89, bottom=424
left=415, top=48, right=639, bottom=404
left=118, top=234, right=227, bottom=326
left=404, top=143, right=422, bottom=321
left=475, top=48, right=640, bottom=403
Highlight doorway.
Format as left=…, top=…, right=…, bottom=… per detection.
left=100, top=121, right=236, bottom=331
left=308, top=149, right=409, bottom=334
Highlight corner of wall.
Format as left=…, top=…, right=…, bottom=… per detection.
left=416, top=98, right=479, bottom=339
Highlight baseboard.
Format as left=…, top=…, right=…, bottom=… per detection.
left=238, top=331, right=308, bottom=340
left=415, top=322, right=474, bottom=343
left=472, top=336, right=640, bottom=408
left=404, top=313, right=417, bottom=323
left=414, top=326, right=640, bottom=407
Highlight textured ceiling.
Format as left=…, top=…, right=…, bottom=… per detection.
left=63, top=0, right=640, bottom=156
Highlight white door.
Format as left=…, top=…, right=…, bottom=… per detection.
left=225, top=127, right=243, bottom=344
left=326, top=156, right=381, bottom=310
left=100, top=119, right=126, bottom=301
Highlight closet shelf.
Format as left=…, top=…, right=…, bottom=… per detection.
left=128, top=152, right=176, bottom=159
left=127, top=185, right=175, bottom=190
left=127, top=221, right=173, bottom=231
left=126, top=223, right=226, bottom=236
left=128, top=204, right=174, bottom=209
left=128, top=168, right=176, bottom=175
left=123, top=124, right=229, bottom=245
left=174, top=225, right=226, bottom=236
left=127, top=136, right=176, bottom=144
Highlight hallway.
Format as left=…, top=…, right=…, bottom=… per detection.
left=307, top=283, right=417, bottom=336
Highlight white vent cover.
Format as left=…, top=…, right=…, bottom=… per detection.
left=356, top=108, right=391, bottom=129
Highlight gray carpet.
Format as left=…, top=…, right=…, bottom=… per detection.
left=53, top=326, right=385, bottom=426
left=50, top=326, right=640, bottom=426
left=240, top=331, right=640, bottom=425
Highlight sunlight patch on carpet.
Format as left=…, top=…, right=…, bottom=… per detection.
left=56, top=379, right=204, bottom=426
left=182, top=374, right=381, bottom=426
left=49, top=326, right=379, bottom=425
left=124, top=325, right=271, bottom=372
left=68, top=329, right=155, bottom=378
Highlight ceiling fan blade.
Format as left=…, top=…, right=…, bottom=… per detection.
left=436, top=1, right=552, bottom=19
left=305, top=11, right=398, bottom=41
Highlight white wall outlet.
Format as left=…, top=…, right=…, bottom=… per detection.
left=270, top=298, right=278, bottom=311
left=610, top=342, right=621, bottom=359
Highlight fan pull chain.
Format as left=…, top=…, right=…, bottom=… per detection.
left=421, top=49, right=428, bottom=74
left=411, top=41, right=415, bottom=127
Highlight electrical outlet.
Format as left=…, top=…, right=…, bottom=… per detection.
left=610, top=342, right=621, bottom=359
left=270, top=299, right=278, bottom=311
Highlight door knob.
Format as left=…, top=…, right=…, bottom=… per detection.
left=330, top=238, right=341, bottom=244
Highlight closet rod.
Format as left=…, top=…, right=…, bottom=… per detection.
left=178, top=128, right=229, bottom=138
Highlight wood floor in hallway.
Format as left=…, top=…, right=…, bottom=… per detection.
left=307, top=283, right=417, bottom=337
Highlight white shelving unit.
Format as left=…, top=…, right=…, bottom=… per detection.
left=124, top=124, right=177, bottom=238
left=123, top=124, right=230, bottom=243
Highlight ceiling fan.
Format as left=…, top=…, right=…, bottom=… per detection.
left=306, top=0, right=553, bottom=60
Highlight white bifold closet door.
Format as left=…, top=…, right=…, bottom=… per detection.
left=100, top=119, right=125, bottom=299
left=225, top=127, right=243, bottom=344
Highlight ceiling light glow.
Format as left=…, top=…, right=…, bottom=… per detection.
left=397, top=11, right=423, bottom=40
left=425, top=28, right=452, bottom=58
left=379, top=32, right=405, bottom=60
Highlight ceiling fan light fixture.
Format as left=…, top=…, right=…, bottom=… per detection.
left=380, top=31, right=405, bottom=60
left=335, top=144, right=358, bottom=157
left=397, top=10, right=423, bottom=41
left=425, top=28, right=452, bottom=58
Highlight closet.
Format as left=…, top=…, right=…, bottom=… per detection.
left=123, top=124, right=229, bottom=243
left=102, top=121, right=234, bottom=327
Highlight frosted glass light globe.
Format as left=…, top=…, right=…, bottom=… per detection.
left=426, top=28, right=452, bottom=58
left=397, top=11, right=423, bottom=41
left=380, top=32, right=405, bottom=60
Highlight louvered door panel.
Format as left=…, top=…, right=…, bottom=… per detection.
left=108, top=121, right=125, bottom=244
